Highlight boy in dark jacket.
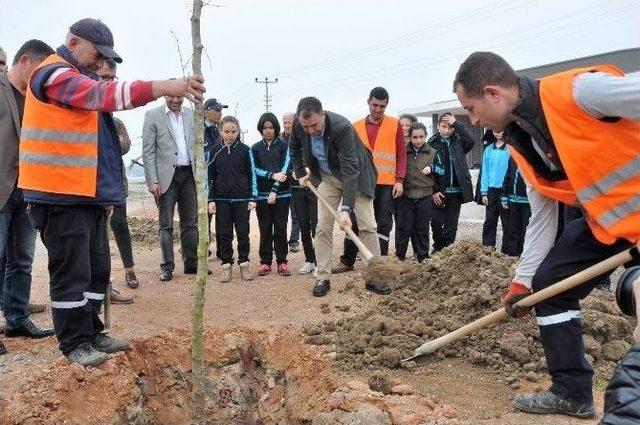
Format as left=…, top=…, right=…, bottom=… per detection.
left=208, top=116, right=257, bottom=282
left=395, top=122, right=442, bottom=262
left=501, top=158, right=531, bottom=256
left=252, top=113, right=292, bottom=277
left=428, top=112, right=476, bottom=252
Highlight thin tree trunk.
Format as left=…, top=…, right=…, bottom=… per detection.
left=190, top=0, right=207, bottom=421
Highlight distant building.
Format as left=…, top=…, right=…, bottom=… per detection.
left=400, top=48, right=640, bottom=168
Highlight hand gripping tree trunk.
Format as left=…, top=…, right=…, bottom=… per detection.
left=190, top=0, right=208, bottom=421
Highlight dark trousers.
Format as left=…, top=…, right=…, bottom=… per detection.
left=255, top=197, right=290, bottom=265
left=0, top=187, right=35, bottom=328
left=533, top=218, right=632, bottom=403
left=292, top=188, right=318, bottom=263
left=157, top=167, right=198, bottom=272
left=431, top=192, right=463, bottom=252
left=563, top=205, right=610, bottom=288
left=395, top=196, right=432, bottom=262
left=289, top=190, right=300, bottom=246
left=215, top=201, right=250, bottom=265
left=482, top=187, right=509, bottom=249
left=503, top=202, right=531, bottom=257
left=342, top=184, right=394, bottom=263
left=28, top=204, right=111, bottom=354
left=109, top=204, right=134, bottom=268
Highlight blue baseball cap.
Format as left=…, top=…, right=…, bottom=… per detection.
left=70, top=18, right=122, bottom=63
left=204, top=98, right=228, bottom=110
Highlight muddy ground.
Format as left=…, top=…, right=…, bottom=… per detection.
left=0, top=187, right=634, bottom=424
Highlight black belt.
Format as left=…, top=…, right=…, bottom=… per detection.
left=176, top=165, right=191, bottom=170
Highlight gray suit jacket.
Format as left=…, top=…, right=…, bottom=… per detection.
left=142, top=104, right=196, bottom=195
left=0, top=73, right=21, bottom=209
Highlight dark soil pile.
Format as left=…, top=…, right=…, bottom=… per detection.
left=305, top=242, right=636, bottom=381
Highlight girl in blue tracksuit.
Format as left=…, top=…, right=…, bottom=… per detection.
left=251, top=113, right=292, bottom=277
left=207, top=116, right=257, bottom=282
left=480, top=130, right=510, bottom=250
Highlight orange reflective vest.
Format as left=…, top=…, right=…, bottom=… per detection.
left=18, top=54, right=98, bottom=197
left=509, top=64, right=640, bottom=244
left=353, top=116, right=398, bottom=185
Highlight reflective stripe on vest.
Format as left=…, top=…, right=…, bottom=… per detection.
left=353, top=116, right=398, bottom=185
left=511, top=64, right=640, bottom=244
left=17, top=53, right=99, bottom=197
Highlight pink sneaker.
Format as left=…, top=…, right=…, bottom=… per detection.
left=258, top=264, right=272, bottom=276
left=277, top=263, right=292, bottom=276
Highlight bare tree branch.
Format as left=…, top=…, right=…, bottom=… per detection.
left=170, top=29, right=192, bottom=77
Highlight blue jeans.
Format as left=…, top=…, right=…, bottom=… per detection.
left=0, top=187, right=36, bottom=328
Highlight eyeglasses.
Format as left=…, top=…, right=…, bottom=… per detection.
left=99, top=75, right=118, bottom=82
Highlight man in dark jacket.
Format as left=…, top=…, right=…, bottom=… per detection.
left=289, top=97, right=390, bottom=297
left=428, top=112, right=476, bottom=251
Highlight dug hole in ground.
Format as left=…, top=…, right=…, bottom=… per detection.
left=0, top=185, right=635, bottom=424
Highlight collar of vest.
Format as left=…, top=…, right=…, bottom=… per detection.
left=505, top=77, right=566, bottom=181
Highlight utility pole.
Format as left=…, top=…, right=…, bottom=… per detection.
left=255, top=77, right=278, bottom=112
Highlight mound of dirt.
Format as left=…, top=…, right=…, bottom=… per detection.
left=1, top=328, right=458, bottom=425
left=305, top=242, right=636, bottom=381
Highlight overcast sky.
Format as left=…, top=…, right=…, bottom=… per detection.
left=2, top=0, right=639, bottom=165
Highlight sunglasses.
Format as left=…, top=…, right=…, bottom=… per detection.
left=99, top=75, right=118, bottom=82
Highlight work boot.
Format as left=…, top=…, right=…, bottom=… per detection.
left=239, top=262, right=253, bottom=281
left=5, top=321, right=55, bottom=338
left=513, top=391, right=596, bottom=419
left=220, top=264, right=232, bottom=282
left=125, top=270, right=139, bottom=289
left=365, top=282, right=392, bottom=295
left=110, top=289, right=134, bottom=304
left=28, top=302, right=48, bottom=314
left=331, top=263, right=354, bottom=274
left=67, top=342, right=109, bottom=367
left=91, top=333, right=130, bottom=354
left=313, top=280, right=330, bottom=297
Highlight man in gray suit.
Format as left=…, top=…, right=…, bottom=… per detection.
left=143, top=95, right=198, bottom=281
left=0, top=46, right=7, bottom=73
left=0, top=40, right=56, bottom=354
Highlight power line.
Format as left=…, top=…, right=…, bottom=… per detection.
left=273, top=0, right=626, bottom=102
left=254, top=77, right=279, bottom=111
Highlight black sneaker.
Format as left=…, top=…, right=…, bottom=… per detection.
left=0, top=340, right=6, bottom=355
left=159, top=269, right=173, bottom=282
left=513, top=391, right=596, bottom=418
left=67, top=342, right=109, bottom=367
left=125, top=270, right=139, bottom=289
left=313, top=280, right=330, bottom=297
left=289, top=242, right=300, bottom=253
left=365, top=282, right=392, bottom=295
left=91, top=333, right=130, bottom=354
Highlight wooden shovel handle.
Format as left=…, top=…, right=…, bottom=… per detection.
left=304, top=180, right=374, bottom=261
left=410, top=248, right=634, bottom=358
